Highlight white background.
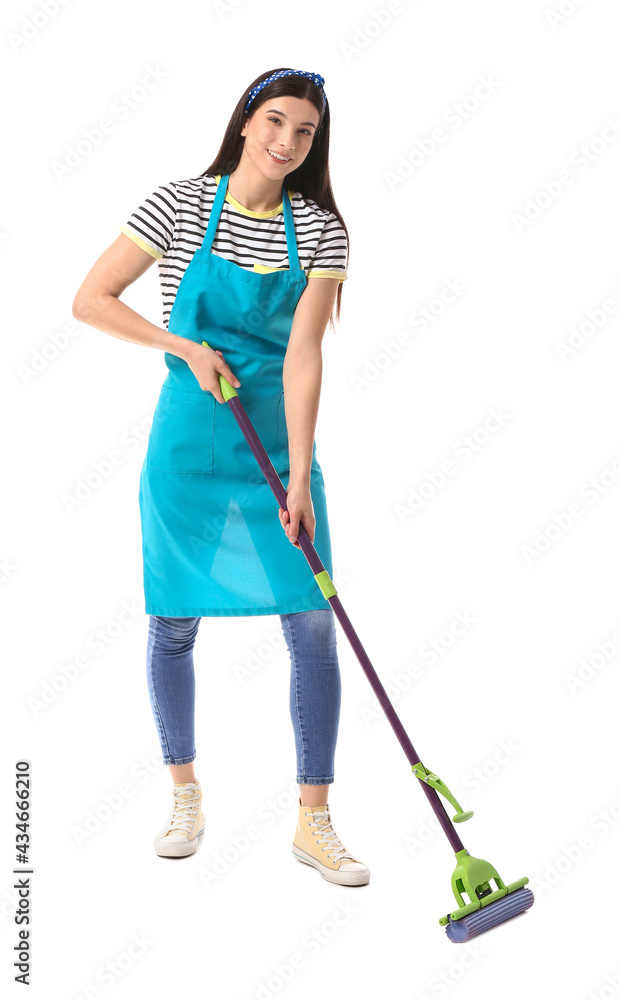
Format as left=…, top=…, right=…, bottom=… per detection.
left=3, top=0, right=619, bottom=996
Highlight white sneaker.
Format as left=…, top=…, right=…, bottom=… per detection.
left=154, top=781, right=205, bottom=858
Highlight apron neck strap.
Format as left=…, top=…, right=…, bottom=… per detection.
left=281, top=185, right=300, bottom=270
left=201, top=173, right=229, bottom=255
left=202, top=173, right=301, bottom=270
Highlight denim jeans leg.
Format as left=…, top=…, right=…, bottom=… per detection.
left=280, top=607, right=341, bottom=785
left=146, top=615, right=201, bottom=765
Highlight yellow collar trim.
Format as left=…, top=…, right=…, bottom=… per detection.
left=214, top=174, right=294, bottom=218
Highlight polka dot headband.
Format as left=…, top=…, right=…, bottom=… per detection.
left=245, top=69, right=326, bottom=113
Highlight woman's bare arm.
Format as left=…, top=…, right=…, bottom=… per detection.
left=278, top=276, right=339, bottom=547
left=72, top=233, right=193, bottom=355
left=283, top=276, right=339, bottom=483
left=72, top=233, right=241, bottom=402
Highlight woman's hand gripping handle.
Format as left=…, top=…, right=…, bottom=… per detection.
left=183, top=339, right=241, bottom=403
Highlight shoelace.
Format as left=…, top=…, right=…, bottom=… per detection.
left=306, top=809, right=356, bottom=861
left=164, top=783, right=201, bottom=836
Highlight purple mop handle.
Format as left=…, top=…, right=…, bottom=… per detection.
left=224, top=388, right=464, bottom=855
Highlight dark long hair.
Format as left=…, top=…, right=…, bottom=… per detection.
left=200, top=67, right=348, bottom=330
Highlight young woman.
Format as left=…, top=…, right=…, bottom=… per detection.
left=72, top=67, right=369, bottom=885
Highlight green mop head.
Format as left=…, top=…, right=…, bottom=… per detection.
left=439, top=850, right=534, bottom=942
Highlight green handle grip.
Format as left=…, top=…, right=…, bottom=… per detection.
left=201, top=340, right=238, bottom=401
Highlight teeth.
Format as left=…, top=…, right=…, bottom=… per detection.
left=267, top=149, right=290, bottom=161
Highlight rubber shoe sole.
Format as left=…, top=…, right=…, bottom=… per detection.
left=292, top=843, right=370, bottom=885
left=154, top=817, right=206, bottom=858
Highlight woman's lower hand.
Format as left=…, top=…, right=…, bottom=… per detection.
left=279, top=484, right=315, bottom=548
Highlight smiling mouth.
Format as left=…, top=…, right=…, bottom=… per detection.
left=266, top=148, right=291, bottom=162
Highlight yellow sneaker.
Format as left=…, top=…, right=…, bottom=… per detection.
left=154, top=781, right=205, bottom=858
left=292, top=797, right=370, bottom=885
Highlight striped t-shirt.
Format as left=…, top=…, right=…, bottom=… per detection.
left=119, top=173, right=348, bottom=330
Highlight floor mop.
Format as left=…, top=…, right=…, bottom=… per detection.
left=202, top=342, right=535, bottom=942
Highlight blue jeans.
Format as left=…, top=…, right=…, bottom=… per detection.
left=146, top=608, right=341, bottom=784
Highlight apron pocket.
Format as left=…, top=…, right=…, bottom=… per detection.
left=146, top=385, right=215, bottom=474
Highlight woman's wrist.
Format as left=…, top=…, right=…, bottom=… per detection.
left=173, top=337, right=201, bottom=362
left=288, top=468, right=311, bottom=488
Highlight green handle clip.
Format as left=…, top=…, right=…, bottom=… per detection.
left=201, top=340, right=238, bottom=401
left=411, top=762, right=473, bottom=824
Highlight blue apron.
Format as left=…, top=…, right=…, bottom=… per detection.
left=138, top=172, right=334, bottom=617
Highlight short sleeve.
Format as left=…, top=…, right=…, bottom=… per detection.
left=307, top=211, right=348, bottom=281
left=119, top=182, right=178, bottom=260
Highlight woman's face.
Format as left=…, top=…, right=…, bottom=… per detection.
left=240, top=95, right=319, bottom=177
